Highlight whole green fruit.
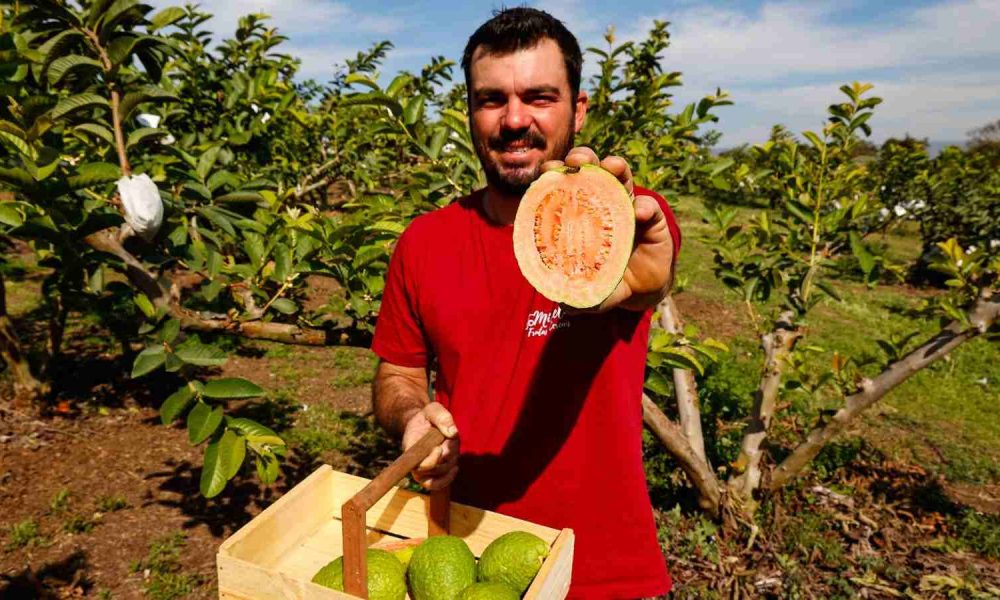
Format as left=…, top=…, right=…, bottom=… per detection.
left=476, top=531, right=549, bottom=595
left=311, top=549, right=407, bottom=600
left=407, top=536, right=477, bottom=600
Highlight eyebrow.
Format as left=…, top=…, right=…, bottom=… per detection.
left=473, top=85, right=562, bottom=98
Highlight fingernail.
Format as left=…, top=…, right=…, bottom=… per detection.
left=446, top=426, right=458, bottom=436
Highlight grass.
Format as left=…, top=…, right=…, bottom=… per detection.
left=4, top=519, right=46, bottom=551
left=667, top=194, right=1000, bottom=485
left=130, top=532, right=203, bottom=600
left=96, top=495, right=130, bottom=512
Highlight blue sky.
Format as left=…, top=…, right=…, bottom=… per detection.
left=151, top=0, right=1000, bottom=146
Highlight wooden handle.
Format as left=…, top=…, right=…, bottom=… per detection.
left=342, top=429, right=452, bottom=598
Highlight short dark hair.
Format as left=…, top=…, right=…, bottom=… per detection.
left=461, top=7, right=583, bottom=98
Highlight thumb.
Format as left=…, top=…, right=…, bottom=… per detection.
left=424, top=402, right=458, bottom=438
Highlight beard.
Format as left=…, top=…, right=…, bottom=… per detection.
left=472, top=119, right=576, bottom=196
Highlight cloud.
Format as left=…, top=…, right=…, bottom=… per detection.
left=609, top=0, right=1000, bottom=144
left=152, top=0, right=407, bottom=38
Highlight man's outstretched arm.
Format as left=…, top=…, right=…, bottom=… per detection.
left=372, top=360, right=459, bottom=490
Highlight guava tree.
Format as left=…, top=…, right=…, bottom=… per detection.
left=639, top=83, right=999, bottom=522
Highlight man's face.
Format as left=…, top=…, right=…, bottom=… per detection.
left=467, top=38, right=588, bottom=196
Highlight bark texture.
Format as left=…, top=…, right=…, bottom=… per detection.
left=642, top=393, right=721, bottom=515
left=729, top=311, right=800, bottom=501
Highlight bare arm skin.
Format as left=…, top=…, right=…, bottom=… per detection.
left=371, top=360, right=459, bottom=490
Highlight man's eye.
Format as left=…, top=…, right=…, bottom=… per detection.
left=529, top=96, right=555, bottom=105
left=478, top=96, right=504, bottom=107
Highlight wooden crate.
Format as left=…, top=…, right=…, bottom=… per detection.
left=217, top=465, right=574, bottom=600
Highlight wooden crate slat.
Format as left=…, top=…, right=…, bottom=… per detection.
left=222, top=465, right=337, bottom=566
left=219, top=554, right=353, bottom=600
left=523, top=529, right=574, bottom=600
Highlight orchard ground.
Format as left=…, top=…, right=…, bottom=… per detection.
left=2, top=196, right=998, bottom=599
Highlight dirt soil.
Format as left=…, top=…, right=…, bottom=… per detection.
left=0, top=355, right=374, bottom=599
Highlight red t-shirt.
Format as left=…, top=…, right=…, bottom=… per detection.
left=372, top=186, right=681, bottom=599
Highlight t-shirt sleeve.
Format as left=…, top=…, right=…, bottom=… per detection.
left=371, top=226, right=429, bottom=368
left=635, top=186, right=682, bottom=263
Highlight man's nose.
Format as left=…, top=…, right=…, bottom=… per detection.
left=501, top=98, right=531, bottom=130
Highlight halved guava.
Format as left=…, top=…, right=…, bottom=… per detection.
left=513, top=164, right=635, bottom=309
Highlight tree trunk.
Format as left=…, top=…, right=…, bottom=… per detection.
left=657, top=295, right=709, bottom=466
left=642, top=394, right=721, bottom=515
left=728, top=311, right=799, bottom=504
left=768, top=291, right=999, bottom=490
left=0, top=271, right=49, bottom=404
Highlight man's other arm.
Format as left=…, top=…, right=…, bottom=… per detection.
left=372, top=360, right=460, bottom=490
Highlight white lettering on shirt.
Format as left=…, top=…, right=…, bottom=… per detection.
left=524, top=306, right=570, bottom=337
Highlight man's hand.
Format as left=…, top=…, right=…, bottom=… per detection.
left=542, top=146, right=674, bottom=312
left=402, top=402, right=460, bottom=490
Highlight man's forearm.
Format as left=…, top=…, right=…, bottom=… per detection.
left=372, top=366, right=430, bottom=438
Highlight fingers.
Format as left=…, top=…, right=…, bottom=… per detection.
left=541, top=159, right=564, bottom=173
left=564, top=146, right=599, bottom=167
left=404, top=402, right=460, bottom=491
left=562, top=147, right=633, bottom=195
left=601, top=155, right=633, bottom=195
left=634, top=195, right=663, bottom=226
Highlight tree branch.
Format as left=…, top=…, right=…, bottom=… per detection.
left=83, top=227, right=365, bottom=348
left=768, top=290, right=999, bottom=490
left=642, top=393, right=721, bottom=516
left=657, top=295, right=709, bottom=466
left=729, top=310, right=800, bottom=501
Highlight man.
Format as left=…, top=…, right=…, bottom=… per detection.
left=371, top=7, right=680, bottom=598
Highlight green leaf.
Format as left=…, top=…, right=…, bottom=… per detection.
left=403, top=95, right=425, bottom=126
left=343, top=72, right=380, bottom=91
left=0, top=203, right=24, bottom=227
left=0, top=127, right=35, bottom=159
left=255, top=453, right=280, bottom=485
left=644, top=369, right=672, bottom=397
left=67, top=162, right=120, bottom=189
left=196, top=145, right=221, bottom=182
left=74, top=123, right=115, bottom=145
left=131, top=346, right=165, bottom=378
left=340, top=92, right=403, bottom=117
left=802, top=131, right=825, bottom=152
left=160, top=384, right=196, bottom=424
left=0, top=167, right=35, bottom=188
left=200, top=436, right=228, bottom=498
left=270, top=297, right=297, bottom=314
left=133, top=292, right=155, bottom=317
left=119, top=85, right=177, bottom=120
left=148, top=6, right=185, bottom=31
left=202, top=377, right=263, bottom=399
left=815, top=281, right=842, bottom=302
left=427, top=127, right=448, bottom=160
left=173, top=337, right=228, bottom=366
left=226, top=417, right=281, bottom=440
left=353, top=244, right=387, bottom=268
left=126, top=127, right=167, bottom=150
left=50, top=93, right=110, bottom=121
left=46, top=55, right=102, bottom=86
left=218, top=429, right=246, bottom=480
left=187, top=400, right=223, bottom=444
left=849, top=231, right=876, bottom=275
left=37, top=30, right=86, bottom=67
left=159, top=318, right=180, bottom=343
left=272, top=243, right=291, bottom=282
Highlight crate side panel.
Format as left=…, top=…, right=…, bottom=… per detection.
left=222, top=466, right=337, bottom=567
left=523, top=528, right=574, bottom=600
left=218, top=554, right=355, bottom=600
